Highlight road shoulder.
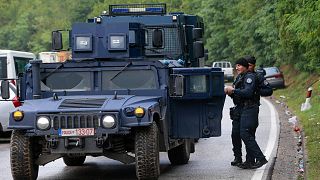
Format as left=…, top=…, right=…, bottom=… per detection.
left=267, top=97, right=300, bottom=180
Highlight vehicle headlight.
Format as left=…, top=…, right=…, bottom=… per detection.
left=134, top=107, right=145, bottom=118
left=102, top=115, right=116, bottom=128
left=37, top=116, right=50, bottom=130
left=13, top=110, right=24, bottom=121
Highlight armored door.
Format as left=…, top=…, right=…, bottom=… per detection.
left=169, top=68, right=226, bottom=138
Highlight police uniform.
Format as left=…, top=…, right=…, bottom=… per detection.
left=230, top=74, right=244, bottom=165
left=254, top=71, right=273, bottom=98
left=231, top=71, right=267, bottom=168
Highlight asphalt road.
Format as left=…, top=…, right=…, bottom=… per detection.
left=0, top=96, right=279, bottom=180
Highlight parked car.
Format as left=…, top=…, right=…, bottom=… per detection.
left=264, top=67, right=285, bottom=88
left=0, top=50, right=35, bottom=133
left=212, top=61, right=234, bottom=82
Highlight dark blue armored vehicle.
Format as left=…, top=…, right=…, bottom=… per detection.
left=0, top=4, right=225, bottom=180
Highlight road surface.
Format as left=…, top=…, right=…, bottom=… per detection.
left=0, top=96, right=279, bottom=180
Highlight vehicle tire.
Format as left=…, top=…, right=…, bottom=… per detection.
left=63, top=156, right=86, bottom=166
left=135, top=121, right=160, bottom=180
left=168, top=139, right=191, bottom=165
left=10, top=130, right=39, bottom=180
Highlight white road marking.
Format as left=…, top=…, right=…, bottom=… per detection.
left=251, top=98, right=279, bottom=180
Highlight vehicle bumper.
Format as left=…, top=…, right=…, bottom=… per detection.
left=47, top=136, right=104, bottom=154
left=267, top=78, right=285, bottom=88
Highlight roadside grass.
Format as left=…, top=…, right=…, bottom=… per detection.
left=272, top=65, right=320, bottom=179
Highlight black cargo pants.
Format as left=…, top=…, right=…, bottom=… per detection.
left=231, top=106, right=242, bottom=159
left=240, top=104, right=265, bottom=162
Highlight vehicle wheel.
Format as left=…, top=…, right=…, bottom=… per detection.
left=63, top=156, right=86, bottom=166
left=168, top=139, right=191, bottom=165
left=135, top=121, right=160, bottom=180
left=10, top=130, right=39, bottom=180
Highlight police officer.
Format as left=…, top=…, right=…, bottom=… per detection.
left=256, top=64, right=266, bottom=76
left=245, top=55, right=273, bottom=100
left=225, top=57, right=268, bottom=169
left=237, top=56, right=272, bottom=168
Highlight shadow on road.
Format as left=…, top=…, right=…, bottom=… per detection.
left=37, top=161, right=176, bottom=180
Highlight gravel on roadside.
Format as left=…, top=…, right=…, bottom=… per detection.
left=268, top=96, right=304, bottom=180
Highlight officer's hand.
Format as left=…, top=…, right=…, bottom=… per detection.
left=224, top=86, right=234, bottom=96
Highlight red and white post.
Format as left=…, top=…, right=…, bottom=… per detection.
left=301, top=87, right=313, bottom=111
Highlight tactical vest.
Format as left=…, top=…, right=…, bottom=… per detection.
left=232, top=72, right=260, bottom=106
left=255, top=71, right=273, bottom=97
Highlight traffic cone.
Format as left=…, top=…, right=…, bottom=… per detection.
left=301, top=87, right=313, bottom=111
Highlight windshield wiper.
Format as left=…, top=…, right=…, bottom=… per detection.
left=110, top=62, right=132, bottom=81
left=41, top=62, right=67, bottom=81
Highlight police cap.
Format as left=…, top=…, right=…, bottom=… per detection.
left=235, top=57, right=249, bottom=68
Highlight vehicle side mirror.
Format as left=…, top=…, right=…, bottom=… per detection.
left=192, top=28, right=203, bottom=40
left=204, top=49, right=208, bottom=61
left=52, top=31, right=63, bottom=50
left=152, top=29, right=163, bottom=48
left=1, top=80, right=10, bottom=99
left=169, top=75, right=184, bottom=97
left=193, top=41, right=204, bottom=58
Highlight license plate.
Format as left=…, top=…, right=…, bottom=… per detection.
left=58, top=128, right=95, bottom=137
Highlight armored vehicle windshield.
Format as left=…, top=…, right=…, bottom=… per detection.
left=40, top=65, right=158, bottom=92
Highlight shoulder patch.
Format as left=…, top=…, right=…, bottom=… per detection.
left=246, top=78, right=253, bottom=84
left=264, top=80, right=269, bottom=85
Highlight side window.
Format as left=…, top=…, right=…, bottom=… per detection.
left=227, top=63, right=231, bottom=68
left=13, top=57, right=33, bottom=76
left=0, top=56, right=7, bottom=78
left=222, top=62, right=226, bottom=68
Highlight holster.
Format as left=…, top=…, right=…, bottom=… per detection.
left=229, top=107, right=241, bottom=121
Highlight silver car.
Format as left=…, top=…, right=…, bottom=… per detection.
left=264, top=67, right=285, bottom=89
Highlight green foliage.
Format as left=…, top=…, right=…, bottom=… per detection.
left=0, top=0, right=319, bottom=73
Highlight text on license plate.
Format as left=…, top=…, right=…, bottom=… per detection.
left=58, top=128, right=95, bottom=137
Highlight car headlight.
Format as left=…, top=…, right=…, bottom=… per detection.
left=37, top=116, right=50, bottom=130
left=134, top=107, right=145, bottom=118
left=13, top=110, right=24, bottom=121
left=102, top=115, right=116, bottom=128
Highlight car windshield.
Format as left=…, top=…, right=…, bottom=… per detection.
left=102, top=69, right=157, bottom=90
left=213, top=62, right=231, bottom=68
left=41, top=72, right=91, bottom=91
left=264, top=67, right=280, bottom=76
left=14, top=56, right=33, bottom=76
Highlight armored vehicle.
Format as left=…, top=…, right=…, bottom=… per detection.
left=0, top=4, right=225, bottom=179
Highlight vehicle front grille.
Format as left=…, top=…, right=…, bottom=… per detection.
left=59, top=98, right=106, bottom=109
left=51, top=114, right=100, bottom=130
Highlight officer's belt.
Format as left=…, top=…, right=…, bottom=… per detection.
left=236, top=100, right=258, bottom=107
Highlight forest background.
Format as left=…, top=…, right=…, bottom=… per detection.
left=0, top=0, right=319, bottom=73
left=1, top=0, right=320, bottom=178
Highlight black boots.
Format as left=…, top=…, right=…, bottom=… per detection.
left=231, top=157, right=242, bottom=166
left=238, top=161, right=254, bottom=169
left=238, top=158, right=268, bottom=169
left=251, top=158, right=268, bottom=169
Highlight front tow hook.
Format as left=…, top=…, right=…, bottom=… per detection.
left=64, top=137, right=85, bottom=148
